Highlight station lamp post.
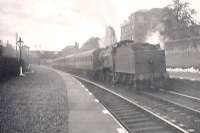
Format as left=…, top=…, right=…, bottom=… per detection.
left=17, top=37, right=24, bottom=76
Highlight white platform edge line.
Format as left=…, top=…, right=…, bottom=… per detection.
left=98, top=101, right=129, bottom=133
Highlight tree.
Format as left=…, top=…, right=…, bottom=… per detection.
left=168, top=0, right=197, bottom=26
left=161, top=0, right=198, bottom=40
left=81, top=37, right=100, bottom=51
left=0, top=45, right=2, bottom=56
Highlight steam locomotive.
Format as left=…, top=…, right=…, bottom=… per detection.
left=53, top=40, right=168, bottom=89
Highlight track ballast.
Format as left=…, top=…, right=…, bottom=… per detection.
left=75, top=75, right=188, bottom=133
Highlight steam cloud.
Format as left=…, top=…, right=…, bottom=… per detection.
left=145, top=31, right=164, bottom=49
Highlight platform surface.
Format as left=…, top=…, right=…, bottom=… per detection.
left=55, top=69, right=125, bottom=133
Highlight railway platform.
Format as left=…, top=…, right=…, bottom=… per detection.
left=0, top=65, right=126, bottom=133
left=55, top=68, right=127, bottom=133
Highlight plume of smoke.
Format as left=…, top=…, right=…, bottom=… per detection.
left=145, top=31, right=165, bottom=49
left=98, top=38, right=106, bottom=48
left=99, top=26, right=117, bottom=48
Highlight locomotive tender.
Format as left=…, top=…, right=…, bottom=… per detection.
left=54, top=40, right=168, bottom=89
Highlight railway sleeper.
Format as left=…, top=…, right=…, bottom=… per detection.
left=130, top=125, right=164, bottom=132
left=114, top=109, right=138, bottom=114
left=116, top=112, right=142, bottom=117
left=110, top=109, right=137, bottom=114
left=128, top=121, right=159, bottom=128
left=120, top=114, right=146, bottom=120
left=107, top=103, right=133, bottom=108
left=114, top=111, right=141, bottom=116
left=124, top=117, right=150, bottom=124
left=108, top=106, right=136, bottom=111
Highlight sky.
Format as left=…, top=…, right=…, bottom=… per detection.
left=0, top=0, right=199, bottom=51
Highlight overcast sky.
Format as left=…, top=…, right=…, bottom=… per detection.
left=0, top=0, right=199, bottom=50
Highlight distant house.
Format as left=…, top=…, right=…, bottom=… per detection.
left=120, top=8, right=164, bottom=42
left=120, top=7, right=200, bottom=43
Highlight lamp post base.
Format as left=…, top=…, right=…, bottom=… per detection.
left=19, top=66, right=25, bottom=76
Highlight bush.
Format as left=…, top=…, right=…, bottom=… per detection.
left=0, top=57, right=27, bottom=80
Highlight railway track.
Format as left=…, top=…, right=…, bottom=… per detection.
left=139, top=89, right=200, bottom=131
left=135, top=91, right=200, bottom=133
left=145, top=89, right=200, bottom=114
left=74, top=75, right=188, bottom=133
left=167, top=90, right=200, bottom=102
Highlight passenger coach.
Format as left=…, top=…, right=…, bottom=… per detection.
left=54, top=49, right=102, bottom=75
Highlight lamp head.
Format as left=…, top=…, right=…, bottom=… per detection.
left=17, top=37, right=23, bottom=43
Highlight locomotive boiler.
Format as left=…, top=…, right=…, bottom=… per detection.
left=53, top=40, right=168, bottom=89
